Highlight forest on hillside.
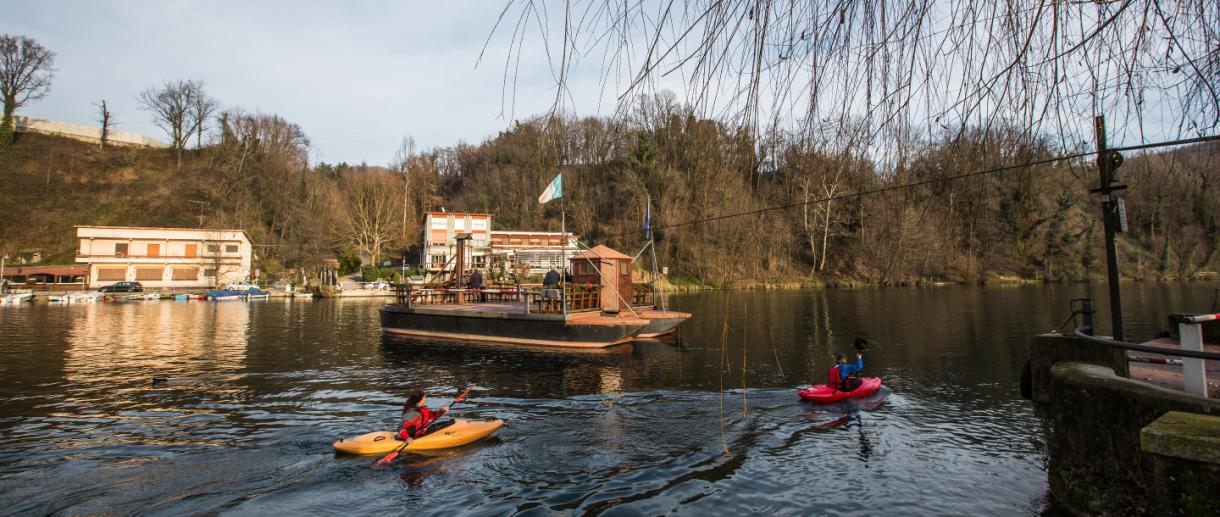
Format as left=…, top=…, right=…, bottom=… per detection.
left=2, top=93, right=1218, bottom=286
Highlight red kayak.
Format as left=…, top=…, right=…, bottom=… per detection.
left=798, top=377, right=882, bottom=403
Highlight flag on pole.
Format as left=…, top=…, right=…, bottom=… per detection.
left=538, top=173, right=562, bottom=204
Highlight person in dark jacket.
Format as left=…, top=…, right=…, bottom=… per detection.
left=542, top=268, right=560, bottom=287
left=398, top=391, right=454, bottom=442
left=468, top=270, right=485, bottom=289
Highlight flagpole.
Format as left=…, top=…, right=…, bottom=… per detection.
left=561, top=189, right=566, bottom=315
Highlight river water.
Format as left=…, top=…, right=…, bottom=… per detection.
left=1, top=283, right=1216, bottom=515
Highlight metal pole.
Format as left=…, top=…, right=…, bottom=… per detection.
left=561, top=194, right=567, bottom=315
left=0, top=254, right=6, bottom=294
left=1094, top=116, right=1124, bottom=341
left=1177, top=321, right=1209, bottom=397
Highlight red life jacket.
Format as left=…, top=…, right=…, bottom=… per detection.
left=399, top=407, right=440, bottom=439
left=827, top=365, right=846, bottom=390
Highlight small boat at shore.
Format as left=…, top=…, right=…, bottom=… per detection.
left=1, top=293, right=35, bottom=304
left=245, top=288, right=270, bottom=300
left=208, top=290, right=243, bottom=301
left=174, top=294, right=207, bottom=301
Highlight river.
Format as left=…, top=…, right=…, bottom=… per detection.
left=1, top=283, right=1216, bottom=515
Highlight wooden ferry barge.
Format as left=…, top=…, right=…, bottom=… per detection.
left=380, top=245, right=690, bottom=348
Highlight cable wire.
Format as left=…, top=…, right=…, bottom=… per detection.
left=604, top=134, right=1220, bottom=240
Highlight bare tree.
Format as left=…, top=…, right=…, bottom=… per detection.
left=341, top=168, right=402, bottom=267
left=191, top=89, right=218, bottom=148
left=95, top=100, right=112, bottom=148
left=0, top=34, right=55, bottom=142
left=139, top=79, right=217, bottom=164
left=391, top=136, right=418, bottom=249
left=493, top=1, right=1220, bottom=160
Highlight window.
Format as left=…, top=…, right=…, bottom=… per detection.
left=114, top=243, right=128, bottom=257
left=431, top=255, right=447, bottom=266
left=185, top=244, right=197, bottom=257
left=206, top=244, right=220, bottom=253
left=619, top=261, right=628, bottom=275
left=204, top=268, right=217, bottom=278
left=136, top=267, right=163, bottom=281
left=97, top=268, right=126, bottom=281
left=225, top=244, right=239, bottom=253
left=172, top=267, right=198, bottom=281
left=472, top=255, right=487, bottom=268
left=147, top=243, right=160, bottom=257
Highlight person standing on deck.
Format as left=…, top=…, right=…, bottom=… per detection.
left=543, top=268, right=560, bottom=287
left=542, top=268, right=560, bottom=300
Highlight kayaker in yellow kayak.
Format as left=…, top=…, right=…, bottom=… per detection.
left=398, top=391, right=454, bottom=443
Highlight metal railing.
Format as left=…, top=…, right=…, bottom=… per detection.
left=632, top=283, right=655, bottom=307
left=1073, top=320, right=1219, bottom=399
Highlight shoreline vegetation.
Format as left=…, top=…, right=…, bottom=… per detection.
left=654, top=274, right=1219, bottom=292
left=2, top=103, right=1219, bottom=289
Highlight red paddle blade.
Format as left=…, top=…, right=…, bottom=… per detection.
left=374, top=451, right=400, bottom=466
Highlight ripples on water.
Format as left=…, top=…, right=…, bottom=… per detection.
left=1, top=284, right=1215, bottom=515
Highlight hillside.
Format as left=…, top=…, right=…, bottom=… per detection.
left=2, top=110, right=1219, bottom=287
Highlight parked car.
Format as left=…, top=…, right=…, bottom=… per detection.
left=100, top=281, right=144, bottom=293
left=362, top=279, right=391, bottom=290
left=224, top=281, right=258, bottom=291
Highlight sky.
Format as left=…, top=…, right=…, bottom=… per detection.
left=2, top=1, right=623, bottom=165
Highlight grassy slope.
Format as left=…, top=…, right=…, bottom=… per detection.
left=0, top=133, right=199, bottom=263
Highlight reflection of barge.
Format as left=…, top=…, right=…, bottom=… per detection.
left=380, top=245, right=690, bottom=348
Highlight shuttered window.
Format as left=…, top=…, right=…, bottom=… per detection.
left=97, top=268, right=126, bottom=281
left=172, top=267, right=198, bottom=281
left=135, top=267, right=163, bottom=281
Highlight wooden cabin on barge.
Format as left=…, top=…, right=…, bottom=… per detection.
left=380, top=244, right=690, bottom=348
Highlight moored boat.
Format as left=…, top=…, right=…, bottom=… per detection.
left=208, top=290, right=243, bottom=301
left=1, top=293, right=35, bottom=304
left=381, top=244, right=689, bottom=348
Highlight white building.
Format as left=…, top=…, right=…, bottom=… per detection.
left=75, top=226, right=253, bottom=289
left=420, top=212, right=578, bottom=275
left=421, top=212, right=493, bottom=273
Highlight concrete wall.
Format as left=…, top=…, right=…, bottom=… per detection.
left=14, top=115, right=169, bottom=148
left=1031, top=334, right=1220, bottom=514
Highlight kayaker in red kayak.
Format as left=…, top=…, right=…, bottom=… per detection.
left=829, top=349, right=865, bottom=392
left=398, top=391, right=454, bottom=442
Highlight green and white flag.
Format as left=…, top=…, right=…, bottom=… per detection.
left=538, top=173, right=562, bottom=204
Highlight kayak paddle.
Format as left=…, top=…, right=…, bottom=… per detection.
left=375, top=385, right=476, bottom=466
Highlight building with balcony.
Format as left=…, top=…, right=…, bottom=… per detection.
left=490, top=230, right=579, bottom=274
left=75, top=226, right=253, bottom=288
left=420, top=212, right=578, bottom=276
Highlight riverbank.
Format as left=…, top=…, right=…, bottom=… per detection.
left=651, top=273, right=1220, bottom=292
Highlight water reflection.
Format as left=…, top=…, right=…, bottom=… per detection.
left=1, top=283, right=1218, bottom=515
left=65, top=302, right=250, bottom=384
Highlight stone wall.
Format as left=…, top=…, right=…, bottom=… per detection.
left=14, top=116, right=169, bottom=148
left=1040, top=357, right=1220, bottom=514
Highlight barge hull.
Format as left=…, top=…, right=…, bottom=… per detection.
left=380, top=306, right=645, bottom=348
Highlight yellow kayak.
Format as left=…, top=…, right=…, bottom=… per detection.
left=333, top=419, right=504, bottom=454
